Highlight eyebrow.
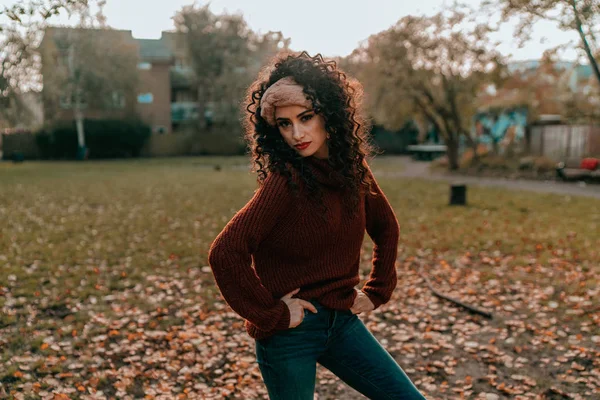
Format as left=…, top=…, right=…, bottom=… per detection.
left=276, top=109, right=314, bottom=121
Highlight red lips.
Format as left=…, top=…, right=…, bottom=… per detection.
left=295, top=142, right=311, bottom=150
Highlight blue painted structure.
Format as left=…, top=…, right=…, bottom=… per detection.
left=473, top=107, right=529, bottom=153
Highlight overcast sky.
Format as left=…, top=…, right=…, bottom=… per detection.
left=5, top=0, right=581, bottom=61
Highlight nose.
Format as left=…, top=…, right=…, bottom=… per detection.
left=292, top=124, right=305, bottom=141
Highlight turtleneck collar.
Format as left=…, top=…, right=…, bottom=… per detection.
left=304, top=156, right=346, bottom=190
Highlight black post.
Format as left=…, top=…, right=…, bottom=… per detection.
left=449, top=183, right=467, bottom=206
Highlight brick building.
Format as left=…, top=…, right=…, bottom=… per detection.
left=39, top=27, right=198, bottom=134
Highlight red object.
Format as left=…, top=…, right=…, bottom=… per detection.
left=580, top=158, right=599, bottom=171
left=295, top=142, right=311, bottom=150
left=207, top=156, right=399, bottom=340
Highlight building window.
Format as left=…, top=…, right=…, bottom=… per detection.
left=111, top=91, right=126, bottom=108
left=175, top=90, right=195, bottom=102
left=59, top=89, right=88, bottom=109
left=137, top=62, right=152, bottom=70
left=174, top=58, right=186, bottom=68
left=137, top=93, right=153, bottom=104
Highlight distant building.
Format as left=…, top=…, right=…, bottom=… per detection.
left=39, top=27, right=199, bottom=134
left=473, top=60, right=599, bottom=154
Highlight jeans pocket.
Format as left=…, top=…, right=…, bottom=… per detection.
left=294, top=311, right=311, bottom=329
left=291, top=306, right=323, bottom=331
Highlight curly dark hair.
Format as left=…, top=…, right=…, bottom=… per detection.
left=243, top=51, right=378, bottom=218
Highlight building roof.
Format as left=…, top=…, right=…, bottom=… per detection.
left=41, top=27, right=176, bottom=64
left=39, top=26, right=135, bottom=50
left=136, top=39, right=173, bottom=62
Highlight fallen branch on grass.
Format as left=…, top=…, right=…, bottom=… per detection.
left=419, top=265, right=494, bottom=319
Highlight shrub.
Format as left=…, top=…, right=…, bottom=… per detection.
left=35, top=119, right=151, bottom=159
left=532, top=156, right=558, bottom=173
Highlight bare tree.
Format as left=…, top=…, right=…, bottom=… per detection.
left=0, top=0, right=90, bottom=32
left=173, top=4, right=289, bottom=131
left=0, top=0, right=96, bottom=128
left=345, top=9, right=505, bottom=170
left=39, top=0, right=136, bottom=154
left=486, top=0, right=600, bottom=87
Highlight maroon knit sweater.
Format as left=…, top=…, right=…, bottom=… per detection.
left=207, top=155, right=400, bottom=340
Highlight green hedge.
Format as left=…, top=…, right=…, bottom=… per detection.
left=36, top=119, right=151, bottom=159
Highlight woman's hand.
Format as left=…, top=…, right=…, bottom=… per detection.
left=281, top=288, right=318, bottom=328
left=350, top=288, right=375, bottom=314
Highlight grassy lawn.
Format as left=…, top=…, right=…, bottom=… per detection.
left=1, top=156, right=598, bottom=399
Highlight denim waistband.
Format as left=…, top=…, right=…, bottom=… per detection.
left=306, top=298, right=326, bottom=308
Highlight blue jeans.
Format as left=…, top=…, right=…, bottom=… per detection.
left=255, top=298, right=426, bottom=399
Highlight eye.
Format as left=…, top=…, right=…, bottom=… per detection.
left=301, top=114, right=314, bottom=122
left=277, top=121, right=290, bottom=128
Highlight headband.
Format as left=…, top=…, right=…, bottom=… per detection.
left=259, top=77, right=313, bottom=126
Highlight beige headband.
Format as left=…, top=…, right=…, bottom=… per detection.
left=260, top=77, right=313, bottom=126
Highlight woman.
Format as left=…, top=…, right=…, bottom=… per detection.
left=208, top=52, right=426, bottom=400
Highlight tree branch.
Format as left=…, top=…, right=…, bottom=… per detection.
left=569, top=0, right=600, bottom=87
left=412, top=92, right=448, bottom=139
left=419, top=265, right=494, bottom=319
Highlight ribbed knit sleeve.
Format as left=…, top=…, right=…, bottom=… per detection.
left=361, top=164, right=400, bottom=310
left=207, top=172, right=293, bottom=332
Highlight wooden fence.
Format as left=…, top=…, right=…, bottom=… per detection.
left=530, top=125, right=600, bottom=163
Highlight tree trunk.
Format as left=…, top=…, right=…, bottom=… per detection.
left=447, top=135, right=459, bottom=170
left=456, top=127, right=477, bottom=160
left=76, top=114, right=85, bottom=148
left=74, top=92, right=85, bottom=148
left=68, top=46, right=85, bottom=150
left=570, top=0, right=600, bottom=87
left=196, top=84, right=206, bottom=131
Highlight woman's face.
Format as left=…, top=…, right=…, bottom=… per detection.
left=274, top=105, right=329, bottom=159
